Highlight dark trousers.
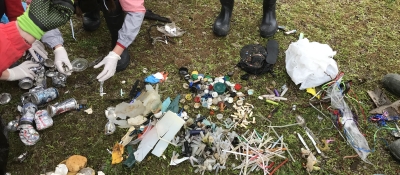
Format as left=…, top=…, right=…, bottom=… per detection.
left=0, top=118, right=9, bottom=175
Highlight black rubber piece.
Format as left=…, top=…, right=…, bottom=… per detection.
left=265, top=40, right=278, bottom=64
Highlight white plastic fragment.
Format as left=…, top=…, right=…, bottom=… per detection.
left=84, top=108, right=93, bottom=114
left=157, top=22, right=186, bottom=37
left=97, top=171, right=105, bottom=175
left=134, top=111, right=184, bottom=161
left=170, top=151, right=189, bottom=165
left=53, top=164, right=68, bottom=175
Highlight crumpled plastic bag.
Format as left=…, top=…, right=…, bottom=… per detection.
left=285, top=38, right=338, bottom=90
left=326, top=78, right=372, bottom=164
left=157, top=22, right=185, bottom=37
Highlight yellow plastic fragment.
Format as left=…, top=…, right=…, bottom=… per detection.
left=306, top=87, right=320, bottom=99
left=111, top=143, right=124, bottom=164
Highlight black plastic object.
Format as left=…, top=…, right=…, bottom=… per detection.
left=190, top=130, right=205, bottom=136
left=240, top=74, right=250, bottom=80
left=231, top=137, right=240, bottom=147
left=179, top=67, right=189, bottom=76
left=237, top=40, right=278, bottom=77
left=183, top=141, right=192, bottom=157
left=129, top=80, right=142, bottom=100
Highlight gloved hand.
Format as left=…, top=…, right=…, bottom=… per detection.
left=54, top=46, right=72, bottom=75
left=94, top=51, right=121, bottom=82
left=16, top=0, right=74, bottom=40
left=6, top=61, right=40, bottom=81
left=28, top=40, right=48, bottom=62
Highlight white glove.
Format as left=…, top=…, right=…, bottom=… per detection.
left=6, top=61, right=40, bottom=81
left=94, top=51, right=121, bottom=82
left=28, top=40, right=48, bottom=62
left=54, top=46, right=72, bottom=75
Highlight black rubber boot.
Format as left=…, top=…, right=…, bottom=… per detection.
left=389, top=139, right=400, bottom=161
left=213, top=0, right=234, bottom=37
left=382, top=73, right=400, bottom=97
left=100, top=0, right=130, bottom=72
left=260, top=0, right=277, bottom=38
left=83, top=10, right=101, bottom=31
left=77, top=0, right=101, bottom=31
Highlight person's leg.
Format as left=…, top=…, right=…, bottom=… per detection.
left=0, top=117, right=9, bottom=175
left=99, top=0, right=130, bottom=72
left=0, top=0, right=5, bottom=17
left=212, top=0, right=234, bottom=37
left=260, top=0, right=277, bottom=38
left=78, top=0, right=101, bottom=31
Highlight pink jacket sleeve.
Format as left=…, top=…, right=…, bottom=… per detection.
left=0, top=22, right=31, bottom=76
left=119, top=0, right=146, bottom=13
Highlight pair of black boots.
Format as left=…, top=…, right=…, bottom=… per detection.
left=78, top=0, right=130, bottom=72
left=213, top=0, right=277, bottom=37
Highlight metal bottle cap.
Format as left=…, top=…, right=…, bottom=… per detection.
left=0, top=93, right=11, bottom=104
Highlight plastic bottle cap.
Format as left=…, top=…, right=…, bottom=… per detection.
left=216, top=114, right=223, bottom=120
left=213, top=83, right=226, bottom=95
left=212, top=92, right=218, bottom=98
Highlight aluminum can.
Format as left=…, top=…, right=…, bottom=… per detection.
left=21, top=103, right=37, bottom=116
left=47, top=98, right=78, bottom=117
left=18, top=78, right=34, bottom=90
left=29, top=87, right=58, bottom=106
left=34, top=110, right=53, bottom=130
left=52, top=72, right=67, bottom=87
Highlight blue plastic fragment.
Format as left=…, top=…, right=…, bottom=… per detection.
left=161, top=97, right=171, bottom=113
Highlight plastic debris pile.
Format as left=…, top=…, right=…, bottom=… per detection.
left=101, top=79, right=295, bottom=175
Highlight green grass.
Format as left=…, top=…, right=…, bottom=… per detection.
left=1, top=0, right=400, bottom=174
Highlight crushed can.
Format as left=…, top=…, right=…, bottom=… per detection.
left=7, top=120, right=19, bottom=132
left=21, top=103, right=37, bottom=116
left=18, top=124, right=40, bottom=145
left=47, top=98, right=79, bottom=117
left=19, top=77, right=34, bottom=90
left=34, top=110, right=53, bottom=130
left=52, top=72, right=68, bottom=87
left=29, top=87, right=58, bottom=106
left=18, top=103, right=40, bottom=146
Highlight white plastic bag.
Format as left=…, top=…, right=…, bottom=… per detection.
left=285, top=38, right=338, bottom=90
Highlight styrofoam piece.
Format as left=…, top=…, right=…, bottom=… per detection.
left=127, top=115, right=147, bottom=126
left=54, top=164, right=68, bottom=175
left=151, top=111, right=185, bottom=157
left=134, top=111, right=184, bottom=161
